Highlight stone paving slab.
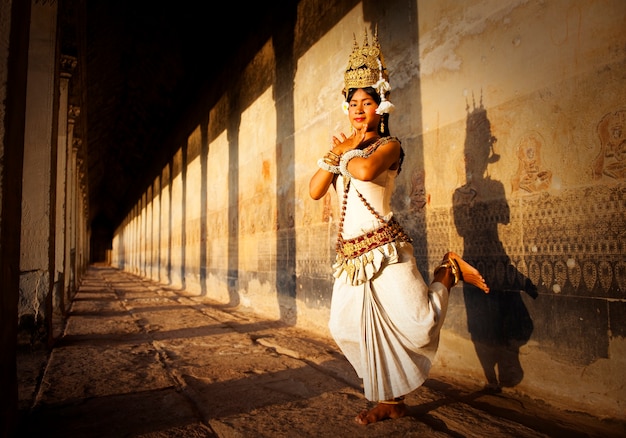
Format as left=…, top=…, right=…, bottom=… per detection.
left=16, top=266, right=626, bottom=437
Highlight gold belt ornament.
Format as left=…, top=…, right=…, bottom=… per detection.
left=337, top=218, right=411, bottom=259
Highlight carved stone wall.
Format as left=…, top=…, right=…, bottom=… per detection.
left=111, top=0, right=626, bottom=419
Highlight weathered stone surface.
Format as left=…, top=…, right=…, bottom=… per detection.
left=17, top=266, right=626, bottom=437
left=105, top=0, right=626, bottom=419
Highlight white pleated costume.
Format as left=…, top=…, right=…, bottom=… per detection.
left=329, top=157, right=449, bottom=402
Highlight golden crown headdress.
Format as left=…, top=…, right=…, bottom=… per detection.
left=343, top=26, right=394, bottom=114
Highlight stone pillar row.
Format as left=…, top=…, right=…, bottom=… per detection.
left=18, top=1, right=89, bottom=345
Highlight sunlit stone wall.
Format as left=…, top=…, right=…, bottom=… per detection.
left=405, top=1, right=626, bottom=417
left=111, top=0, right=626, bottom=418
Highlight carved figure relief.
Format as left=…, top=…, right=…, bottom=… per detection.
left=592, top=109, right=626, bottom=180
left=437, top=98, right=624, bottom=370
left=409, top=169, right=427, bottom=211
left=511, top=131, right=552, bottom=193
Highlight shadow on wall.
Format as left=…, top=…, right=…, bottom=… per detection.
left=452, top=97, right=538, bottom=392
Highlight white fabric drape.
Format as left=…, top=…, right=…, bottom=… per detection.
left=329, top=168, right=449, bottom=401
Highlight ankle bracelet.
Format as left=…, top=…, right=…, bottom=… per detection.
left=435, top=259, right=460, bottom=286
left=380, top=396, right=405, bottom=405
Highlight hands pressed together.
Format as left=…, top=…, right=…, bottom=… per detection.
left=330, top=124, right=368, bottom=156
left=310, top=124, right=391, bottom=201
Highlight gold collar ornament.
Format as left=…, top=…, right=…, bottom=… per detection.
left=342, top=26, right=395, bottom=115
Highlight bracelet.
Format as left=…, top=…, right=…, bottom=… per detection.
left=323, top=154, right=339, bottom=165
left=379, top=396, right=405, bottom=405
left=327, top=150, right=341, bottom=160
left=317, top=158, right=340, bottom=174
left=339, top=148, right=368, bottom=178
left=434, top=258, right=461, bottom=287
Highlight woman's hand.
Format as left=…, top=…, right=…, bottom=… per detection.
left=331, top=124, right=368, bottom=155
left=309, top=124, right=373, bottom=200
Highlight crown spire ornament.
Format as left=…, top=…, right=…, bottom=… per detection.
left=343, top=26, right=395, bottom=115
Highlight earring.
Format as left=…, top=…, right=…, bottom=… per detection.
left=379, top=118, right=385, bottom=135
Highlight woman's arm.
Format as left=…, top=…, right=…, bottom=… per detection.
left=342, top=139, right=401, bottom=181
left=309, top=126, right=368, bottom=200
left=309, top=166, right=337, bottom=200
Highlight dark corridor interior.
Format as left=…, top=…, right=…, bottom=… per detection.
left=60, top=1, right=297, bottom=260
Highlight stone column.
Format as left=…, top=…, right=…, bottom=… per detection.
left=1, top=0, right=30, bottom=434
left=68, top=138, right=80, bottom=293
left=65, top=106, right=79, bottom=299
left=19, top=0, right=58, bottom=344
left=54, top=55, right=76, bottom=322
left=75, top=162, right=86, bottom=280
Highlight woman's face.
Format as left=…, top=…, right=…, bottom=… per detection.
left=348, top=89, right=381, bottom=132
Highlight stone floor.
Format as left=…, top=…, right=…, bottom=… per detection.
left=16, top=266, right=626, bottom=437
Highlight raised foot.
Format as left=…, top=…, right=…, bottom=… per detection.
left=355, top=402, right=407, bottom=425
left=445, top=252, right=490, bottom=293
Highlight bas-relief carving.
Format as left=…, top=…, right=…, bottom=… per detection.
left=511, top=131, right=552, bottom=194
left=412, top=98, right=626, bottom=385
left=412, top=101, right=625, bottom=299
left=518, top=184, right=625, bottom=298
left=408, top=170, right=427, bottom=211
left=592, top=109, right=626, bottom=180
left=506, top=108, right=625, bottom=298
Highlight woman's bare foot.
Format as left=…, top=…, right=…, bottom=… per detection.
left=445, top=251, right=490, bottom=293
left=355, top=402, right=407, bottom=425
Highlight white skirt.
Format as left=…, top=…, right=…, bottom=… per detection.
left=329, top=242, right=448, bottom=401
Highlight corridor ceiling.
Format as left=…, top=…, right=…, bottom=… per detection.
left=62, top=1, right=296, bottom=235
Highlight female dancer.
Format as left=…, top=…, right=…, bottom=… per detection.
left=309, top=29, right=489, bottom=425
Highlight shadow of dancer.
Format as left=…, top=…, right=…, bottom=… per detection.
left=452, top=97, right=537, bottom=392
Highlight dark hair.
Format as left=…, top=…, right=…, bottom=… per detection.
left=345, top=87, right=381, bottom=104
left=345, top=87, right=390, bottom=137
